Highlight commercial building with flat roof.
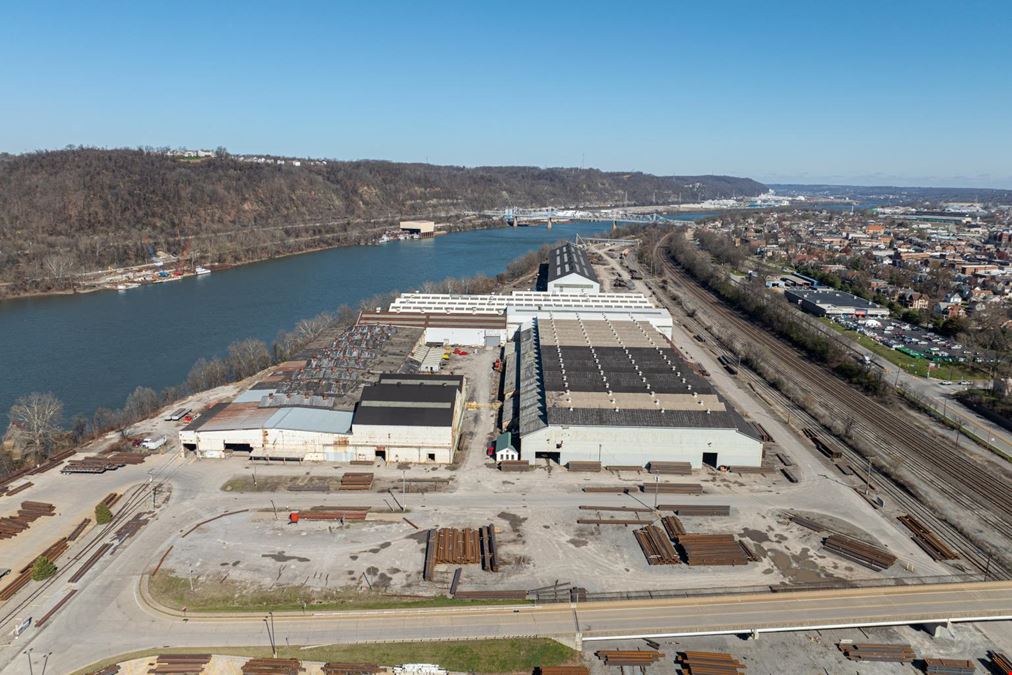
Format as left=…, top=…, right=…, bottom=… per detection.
left=511, top=318, right=762, bottom=468
left=784, top=289, right=890, bottom=318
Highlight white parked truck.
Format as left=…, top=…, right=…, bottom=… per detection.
left=141, top=435, right=167, bottom=450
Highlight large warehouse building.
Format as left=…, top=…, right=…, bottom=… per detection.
left=784, top=289, right=890, bottom=318
left=546, top=242, right=600, bottom=294
left=511, top=317, right=763, bottom=468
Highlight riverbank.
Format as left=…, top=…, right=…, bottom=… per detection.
left=0, top=216, right=507, bottom=302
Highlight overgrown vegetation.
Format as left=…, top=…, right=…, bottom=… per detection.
left=149, top=572, right=528, bottom=613
left=0, top=148, right=764, bottom=296
left=31, top=556, right=56, bottom=581
left=74, top=639, right=578, bottom=675
left=95, top=502, right=113, bottom=525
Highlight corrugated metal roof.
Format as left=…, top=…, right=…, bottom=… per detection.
left=547, top=242, right=599, bottom=284
left=233, top=388, right=277, bottom=403
left=264, top=407, right=353, bottom=434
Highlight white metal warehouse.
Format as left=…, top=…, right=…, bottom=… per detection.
left=513, top=318, right=763, bottom=468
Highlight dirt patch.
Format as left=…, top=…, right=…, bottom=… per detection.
left=568, top=538, right=588, bottom=548
left=261, top=551, right=310, bottom=563
left=741, top=528, right=770, bottom=544
left=498, top=511, right=527, bottom=533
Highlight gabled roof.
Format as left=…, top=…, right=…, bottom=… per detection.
left=547, top=243, right=598, bottom=284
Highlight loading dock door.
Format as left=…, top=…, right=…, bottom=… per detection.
left=484, top=334, right=500, bottom=347
left=702, top=452, right=718, bottom=468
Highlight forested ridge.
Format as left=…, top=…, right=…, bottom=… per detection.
left=0, top=148, right=765, bottom=294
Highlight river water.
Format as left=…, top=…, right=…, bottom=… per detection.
left=2, top=220, right=665, bottom=421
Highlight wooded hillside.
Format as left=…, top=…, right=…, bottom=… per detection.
left=0, top=148, right=765, bottom=294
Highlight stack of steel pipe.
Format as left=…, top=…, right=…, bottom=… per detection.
left=659, top=504, right=730, bottom=516
left=581, top=486, right=630, bottom=493
left=677, top=651, right=746, bottom=674
left=788, top=514, right=825, bottom=532
left=640, top=482, right=703, bottom=495
left=424, top=524, right=497, bottom=579
left=837, top=642, right=915, bottom=662
left=897, top=515, right=957, bottom=560
left=67, top=518, right=91, bottom=541
left=634, top=525, right=680, bottom=565
left=648, top=461, right=692, bottom=475
left=566, top=461, right=601, bottom=472
left=923, top=658, right=976, bottom=674
left=677, top=534, right=749, bottom=566
left=577, top=518, right=645, bottom=525
left=146, top=653, right=213, bottom=674
left=823, top=534, right=896, bottom=571
left=241, top=657, right=302, bottom=674
left=338, top=472, right=374, bottom=490
left=578, top=505, right=652, bottom=513
left=99, top=492, right=121, bottom=510
left=594, top=650, right=663, bottom=666
left=4, top=482, right=33, bottom=496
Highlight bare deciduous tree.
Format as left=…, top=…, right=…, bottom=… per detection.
left=8, top=392, right=64, bottom=462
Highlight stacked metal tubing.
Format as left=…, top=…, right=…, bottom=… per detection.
left=823, top=534, right=897, bottom=571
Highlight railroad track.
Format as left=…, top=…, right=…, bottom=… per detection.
left=639, top=235, right=1012, bottom=577
left=0, top=452, right=188, bottom=632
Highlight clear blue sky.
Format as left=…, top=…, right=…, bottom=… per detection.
left=2, top=1, right=1011, bottom=188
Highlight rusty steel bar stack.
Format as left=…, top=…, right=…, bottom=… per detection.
left=581, top=486, right=630, bottom=493
left=296, top=506, right=370, bottom=521
left=0, top=500, right=56, bottom=540
left=69, top=543, right=112, bottom=583
left=659, top=504, right=730, bottom=516
left=923, top=658, right=976, bottom=674
left=537, top=667, right=589, bottom=675
left=338, top=472, right=374, bottom=490
left=837, top=642, right=915, bottom=663
left=424, top=524, right=497, bottom=580
left=67, top=517, right=91, bottom=541
left=578, top=505, right=652, bottom=512
left=823, top=534, right=897, bottom=571
left=661, top=515, right=686, bottom=538
left=241, top=657, right=302, bottom=675
left=677, top=650, right=746, bottom=674
left=634, top=525, right=680, bottom=565
left=897, top=514, right=958, bottom=561
left=567, top=461, right=601, bottom=472
left=640, top=482, right=703, bottom=495
left=146, top=653, right=214, bottom=674
left=577, top=518, right=645, bottom=525
left=594, top=649, right=663, bottom=666
left=648, top=461, right=692, bottom=475
left=677, top=534, right=749, bottom=566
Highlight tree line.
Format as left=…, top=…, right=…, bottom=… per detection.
left=0, top=148, right=765, bottom=296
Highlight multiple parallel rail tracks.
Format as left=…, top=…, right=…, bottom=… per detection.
left=643, top=235, right=1012, bottom=579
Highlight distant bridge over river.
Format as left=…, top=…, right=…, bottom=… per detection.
left=481, top=207, right=696, bottom=226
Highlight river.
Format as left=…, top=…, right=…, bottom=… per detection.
left=3, top=220, right=678, bottom=421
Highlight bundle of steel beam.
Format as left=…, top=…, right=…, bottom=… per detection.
left=776, top=452, right=793, bottom=466
left=581, top=486, right=630, bottom=493
left=823, top=534, right=896, bottom=571
left=781, top=468, right=799, bottom=483
left=537, top=667, right=589, bottom=675
left=577, top=518, right=645, bottom=525
left=578, top=505, right=652, bottom=512
left=658, top=504, right=730, bottom=516
left=241, top=657, right=302, bottom=675
left=789, top=514, right=825, bottom=532
left=566, top=461, right=601, bottom=472
left=594, top=650, right=663, bottom=666
left=923, top=658, right=976, bottom=674
left=677, top=650, right=746, bottom=674
left=4, top=481, right=33, bottom=496
left=35, top=589, right=77, bottom=628
left=0, top=500, right=55, bottom=540
left=67, top=518, right=91, bottom=541
left=661, top=515, right=686, bottom=538
left=424, top=525, right=497, bottom=580
left=339, top=472, right=374, bottom=490
left=147, top=653, right=213, bottom=674
left=897, top=514, right=957, bottom=560
left=69, top=543, right=111, bottom=583
left=640, top=482, right=703, bottom=494
left=677, top=534, right=749, bottom=566
left=606, top=464, right=643, bottom=472
left=296, top=507, right=369, bottom=521
left=648, top=461, right=692, bottom=475
left=634, top=525, right=680, bottom=565
left=838, top=642, right=915, bottom=662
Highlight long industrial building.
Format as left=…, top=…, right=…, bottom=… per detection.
left=510, top=317, right=763, bottom=468
left=546, top=242, right=600, bottom=293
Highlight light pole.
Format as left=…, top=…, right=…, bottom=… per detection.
left=40, top=652, right=51, bottom=675
left=24, top=648, right=34, bottom=675
left=269, top=611, right=276, bottom=657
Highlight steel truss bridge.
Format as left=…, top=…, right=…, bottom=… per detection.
left=482, top=207, right=694, bottom=225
